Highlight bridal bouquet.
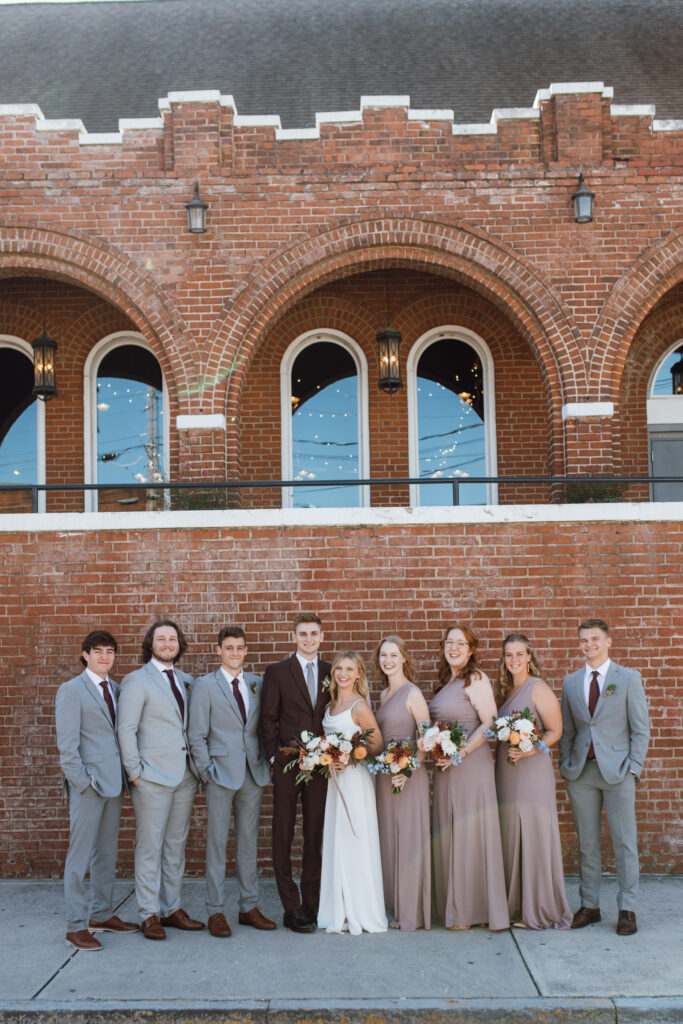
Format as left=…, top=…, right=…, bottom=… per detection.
left=420, top=720, right=468, bottom=769
left=485, top=707, right=548, bottom=765
left=367, top=739, right=420, bottom=793
left=284, top=728, right=371, bottom=785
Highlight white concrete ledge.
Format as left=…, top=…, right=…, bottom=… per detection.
left=316, top=111, right=362, bottom=126
left=647, top=397, right=683, bottom=424
left=562, top=402, right=614, bottom=419
left=452, top=123, right=497, bottom=135
left=611, top=104, right=656, bottom=117
left=360, top=95, right=410, bottom=108
left=534, top=82, right=613, bottom=106
left=176, top=414, right=227, bottom=430
left=234, top=114, right=282, bottom=128
left=36, top=118, right=85, bottom=132
left=119, top=118, right=164, bottom=132
left=0, top=103, right=44, bottom=117
left=653, top=119, right=683, bottom=131
left=276, top=127, right=320, bottom=141
left=79, top=133, right=123, bottom=146
left=1, top=502, right=681, bottom=533
left=407, top=109, right=454, bottom=122
left=492, top=107, right=539, bottom=122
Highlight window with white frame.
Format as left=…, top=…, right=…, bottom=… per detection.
left=647, top=340, right=683, bottom=502
left=281, top=330, right=369, bottom=508
left=0, top=336, right=45, bottom=510
left=407, top=327, right=497, bottom=506
left=84, top=334, right=168, bottom=510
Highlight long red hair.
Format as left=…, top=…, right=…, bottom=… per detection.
left=435, top=624, right=481, bottom=694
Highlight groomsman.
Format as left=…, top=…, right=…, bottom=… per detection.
left=188, top=626, right=276, bottom=937
left=117, top=620, right=203, bottom=939
left=260, top=613, right=331, bottom=933
left=55, top=631, right=139, bottom=950
left=559, top=618, right=650, bottom=935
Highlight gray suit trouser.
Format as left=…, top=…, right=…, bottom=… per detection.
left=130, top=765, right=197, bottom=920
left=566, top=761, right=639, bottom=911
left=65, top=785, right=123, bottom=932
left=205, top=766, right=263, bottom=914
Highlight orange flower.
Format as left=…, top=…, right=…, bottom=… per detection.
left=353, top=746, right=368, bottom=760
left=508, top=731, right=521, bottom=746
left=397, top=756, right=410, bottom=770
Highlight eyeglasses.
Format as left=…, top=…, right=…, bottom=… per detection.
left=444, top=641, right=469, bottom=649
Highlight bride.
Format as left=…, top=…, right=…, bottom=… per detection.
left=317, top=651, right=387, bottom=934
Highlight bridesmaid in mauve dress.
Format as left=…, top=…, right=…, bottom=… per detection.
left=374, top=635, right=431, bottom=931
left=494, top=634, right=572, bottom=930
left=429, top=624, right=509, bottom=932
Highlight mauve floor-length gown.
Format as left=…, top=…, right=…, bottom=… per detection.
left=430, top=676, right=509, bottom=931
left=495, top=677, right=572, bottom=929
left=375, top=682, right=431, bottom=931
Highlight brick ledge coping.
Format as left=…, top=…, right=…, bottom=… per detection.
left=1, top=502, right=682, bottom=532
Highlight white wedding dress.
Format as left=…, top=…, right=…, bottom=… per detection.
left=317, top=702, right=388, bottom=934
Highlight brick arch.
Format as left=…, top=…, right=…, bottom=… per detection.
left=590, top=228, right=683, bottom=401
left=0, top=224, right=197, bottom=400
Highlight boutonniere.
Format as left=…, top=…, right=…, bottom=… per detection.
left=114, top=688, right=121, bottom=700
left=321, top=675, right=331, bottom=691
left=183, top=680, right=191, bottom=694
left=250, top=680, right=258, bottom=695
left=605, top=683, right=616, bottom=696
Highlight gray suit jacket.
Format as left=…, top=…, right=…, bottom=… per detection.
left=559, top=661, right=650, bottom=784
left=55, top=671, right=124, bottom=798
left=117, top=662, right=198, bottom=787
left=188, top=670, right=269, bottom=789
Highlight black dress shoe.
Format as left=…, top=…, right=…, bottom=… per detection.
left=302, top=904, right=319, bottom=924
left=616, top=910, right=637, bottom=935
left=283, top=909, right=316, bottom=933
left=571, top=906, right=601, bottom=929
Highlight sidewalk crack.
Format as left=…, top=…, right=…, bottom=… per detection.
left=510, top=929, right=542, bottom=996
left=31, top=951, right=78, bottom=999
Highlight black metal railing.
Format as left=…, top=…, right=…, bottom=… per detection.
left=0, top=475, right=682, bottom=513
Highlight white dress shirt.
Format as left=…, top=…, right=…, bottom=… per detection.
left=220, top=666, right=250, bottom=716
left=85, top=667, right=117, bottom=711
left=296, top=651, right=318, bottom=701
left=583, top=658, right=611, bottom=706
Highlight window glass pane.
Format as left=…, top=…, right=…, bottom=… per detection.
left=291, top=341, right=360, bottom=507
left=96, top=345, right=165, bottom=485
left=652, top=349, right=683, bottom=395
left=0, top=349, right=37, bottom=484
left=417, top=338, right=486, bottom=505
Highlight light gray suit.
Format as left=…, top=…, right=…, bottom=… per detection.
left=117, top=661, right=198, bottom=920
left=559, top=661, right=650, bottom=911
left=188, top=669, right=269, bottom=914
left=55, top=671, right=125, bottom=932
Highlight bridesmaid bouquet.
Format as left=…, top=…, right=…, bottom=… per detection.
left=284, top=728, right=371, bottom=785
left=367, top=739, right=420, bottom=793
left=420, top=720, right=468, bottom=770
left=485, top=707, right=548, bottom=765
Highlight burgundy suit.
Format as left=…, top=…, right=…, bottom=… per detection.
left=260, top=654, right=331, bottom=913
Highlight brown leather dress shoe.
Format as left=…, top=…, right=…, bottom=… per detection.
left=141, top=914, right=166, bottom=940
left=238, top=907, right=277, bottom=930
left=89, top=915, right=140, bottom=933
left=66, top=929, right=102, bottom=950
left=160, top=908, right=205, bottom=930
left=208, top=912, right=232, bottom=937
left=571, top=906, right=602, bottom=929
left=616, top=910, right=638, bottom=935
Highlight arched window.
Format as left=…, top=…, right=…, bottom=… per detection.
left=647, top=340, right=683, bottom=501
left=280, top=330, right=369, bottom=508
left=0, top=337, right=45, bottom=512
left=84, top=333, right=168, bottom=511
left=407, top=327, right=496, bottom=506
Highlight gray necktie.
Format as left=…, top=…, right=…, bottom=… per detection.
left=305, top=661, right=316, bottom=707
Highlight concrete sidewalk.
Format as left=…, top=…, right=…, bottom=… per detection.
left=0, top=875, right=681, bottom=1023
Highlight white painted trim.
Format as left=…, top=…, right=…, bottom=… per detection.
left=647, top=397, right=683, bottom=425
left=276, top=127, right=320, bottom=141
left=406, top=326, right=497, bottom=507
left=280, top=329, right=370, bottom=509
left=36, top=118, right=85, bottom=132
left=0, top=335, right=46, bottom=511
left=316, top=111, right=362, bottom=126
left=83, top=333, right=169, bottom=512
left=534, top=82, right=612, bottom=106
left=165, top=90, right=222, bottom=104
left=79, top=133, right=123, bottom=146
left=234, top=114, right=282, bottom=128
left=610, top=105, right=655, bottom=117
left=119, top=118, right=164, bottom=132
left=407, top=109, right=454, bottom=121
left=452, top=123, right=497, bottom=136
left=562, top=402, right=614, bottom=420
left=653, top=119, right=683, bottom=132
left=0, top=103, right=44, bottom=117
left=2, top=502, right=681, bottom=533
left=360, top=95, right=410, bottom=108
left=491, top=107, right=539, bottom=122
left=177, top=414, right=226, bottom=430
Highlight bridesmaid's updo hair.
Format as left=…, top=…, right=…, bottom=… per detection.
left=329, top=650, right=370, bottom=703
left=374, top=634, right=417, bottom=689
left=495, top=633, right=544, bottom=706
left=435, top=623, right=481, bottom=693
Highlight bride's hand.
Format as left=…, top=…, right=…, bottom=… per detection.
left=329, top=761, right=345, bottom=774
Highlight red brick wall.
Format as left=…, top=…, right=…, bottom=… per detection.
left=1, top=518, right=680, bottom=878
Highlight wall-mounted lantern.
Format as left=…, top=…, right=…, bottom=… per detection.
left=31, top=282, right=58, bottom=400
left=572, top=172, right=594, bottom=223
left=186, top=182, right=208, bottom=233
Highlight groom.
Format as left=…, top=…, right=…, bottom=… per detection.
left=559, top=618, right=650, bottom=936
left=260, top=613, right=331, bottom=933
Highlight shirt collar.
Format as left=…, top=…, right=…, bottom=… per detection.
left=296, top=651, right=317, bottom=675
left=585, top=658, right=611, bottom=681
left=221, top=666, right=244, bottom=685
left=85, top=667, right=110, bottom=687
left=152, top=657, right=175, bottom=677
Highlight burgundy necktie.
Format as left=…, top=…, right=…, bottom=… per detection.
left=100, top=679, right=116, bottom=726
left=164, top=668, right=185, bottom=718
left=231, top=677, right=247, bottom=724
left=587, top=670, right=600, bottom=760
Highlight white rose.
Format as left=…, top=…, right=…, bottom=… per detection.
left=519, top=737, right=534, bottom=753
left=495, top=717, right=509, bottom=729
left=339, top=752, right=350, bottom=764
left=441, top=738, right=456, bottom=756
left=327, top=734, right=340, bottom=747
left=390, top=762, right=401, bottom=774
left=339, top=740, right=352, bottom=754
left=497, top=726, right=511, bottom=742
left=517, top=719, right=534, bottom=735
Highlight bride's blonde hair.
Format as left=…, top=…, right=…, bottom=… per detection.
left=329, top=651, right=369, bottom=703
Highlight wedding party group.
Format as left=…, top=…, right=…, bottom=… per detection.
left=54, top=612, right=650, bottom=951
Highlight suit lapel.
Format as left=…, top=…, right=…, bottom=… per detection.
left=81, top=672, right=116, bottom=731
left=593, top=662, right=618, bottom=718
left=216, top=669, right=246, bottom=726
left=147, top=662, right=183, bottom=723
left=245, top=674, right=260, bottom=722
left=289, top=654, right=314, bottom=708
